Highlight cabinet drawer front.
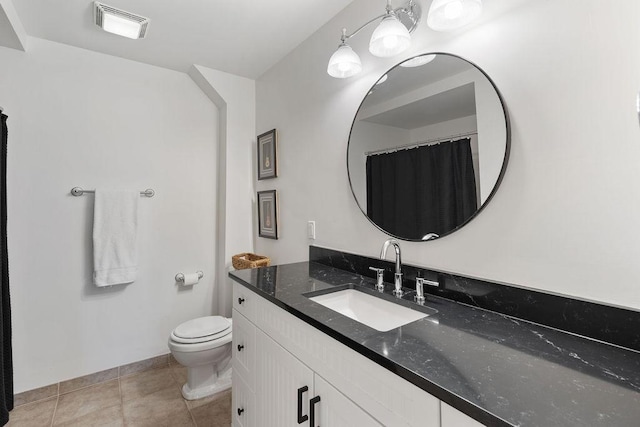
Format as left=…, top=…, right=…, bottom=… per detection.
left=256, top=292, right=440, bottom=427
left=233, top=282, right=257, bottom=323
left=233, top=372, right=255, bottom=427
left=232, top=309, right=256, bottom=391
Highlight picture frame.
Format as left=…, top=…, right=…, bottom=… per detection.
left=257, top=266, right=277, bottom=293
left=257, top=190, right=278, bottom=239
left=257, top=129, right=278, bottom=180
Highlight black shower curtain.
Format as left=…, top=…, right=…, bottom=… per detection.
left=0, top=112, right=13, bottom=425
left=366, top=138, right=477, bottom=239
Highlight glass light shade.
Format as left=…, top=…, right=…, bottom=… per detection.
left=369, top=14, right=411, bottom=58
left=375, top=74, right=388, bottom=85
left=427, top=0, right=482, bottom=31
left=327, top=44, right=362, bottom=78
left=102, top=13, right=143, bottom=39
left=400, top=54, right=436, bottom=67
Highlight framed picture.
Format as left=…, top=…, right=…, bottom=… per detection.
left=257, top=266, right=277, bottom=293
left=257, top=190, right=278, bottom=239
left=257, top=129, right=278, bottom=180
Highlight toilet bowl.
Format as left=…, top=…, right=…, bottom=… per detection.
left=168, top=316, right=233, bottom=400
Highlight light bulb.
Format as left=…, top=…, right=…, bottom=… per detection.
left=444, top=1, right=463, bottom=19
left=427, top=0, right=482, bottom=31
left=327, top=43, right=362, bottom=78
left=369, top=14, right=411, bottom=58
left=376, top=74, right=388, bottom=85
left=383, top=35, right=399, bottom=49
left=400, top=54, right=437, bottom=68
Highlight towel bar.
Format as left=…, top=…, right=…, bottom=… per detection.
left=71, top=187, right=155, bottom=197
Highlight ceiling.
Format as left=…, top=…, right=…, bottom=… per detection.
left=5, top=0, right=356, bottom=78
left=359, top=54, right=477, bottom=130
left=363, top=83, right=476, bottom=130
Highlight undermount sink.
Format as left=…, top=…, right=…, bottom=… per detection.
left=309, top=288, right=434, bottom=332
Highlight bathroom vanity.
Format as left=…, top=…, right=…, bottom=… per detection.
left=229, top=256, right=640, bottom=427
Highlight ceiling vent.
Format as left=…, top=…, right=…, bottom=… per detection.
left=94, top=2, right=150, bottom=39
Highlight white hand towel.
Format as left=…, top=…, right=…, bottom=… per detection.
left=93, top=189, right=139, bottom=286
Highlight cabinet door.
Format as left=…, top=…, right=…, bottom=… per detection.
left=441, top=402, right=485, bottom=427
left=232, top=371, right=255, bottom=427
left=232, top=309, right=256, bottom=391
left=256, top=329, right=315, bottom=427
left=312, top=374, right=382, bottom=427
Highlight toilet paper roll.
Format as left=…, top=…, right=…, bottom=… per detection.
left=182, top=272, right=200, bottom=286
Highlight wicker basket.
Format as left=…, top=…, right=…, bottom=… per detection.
left=232, top=253, right=271, bottom=270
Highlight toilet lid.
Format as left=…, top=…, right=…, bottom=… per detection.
left=173, top=316, right=231, bottom=341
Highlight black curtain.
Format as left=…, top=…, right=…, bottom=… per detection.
left=0, top=112, right=13, bottom=425
left=366, top=138, right=477, bottom=239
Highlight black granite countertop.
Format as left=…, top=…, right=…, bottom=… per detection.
left=229, top=262, right=640, bottom=427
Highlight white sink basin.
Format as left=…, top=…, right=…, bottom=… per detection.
left=309, top=289, right=430, bottom=332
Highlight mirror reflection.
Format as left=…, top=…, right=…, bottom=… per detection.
left=347, top=53, right=510, bottom=241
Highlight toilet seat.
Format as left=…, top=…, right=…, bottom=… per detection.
left=171, top=316, right=231, bottom=344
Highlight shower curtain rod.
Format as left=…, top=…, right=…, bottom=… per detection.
left=365, top=131, right=477, bottom=156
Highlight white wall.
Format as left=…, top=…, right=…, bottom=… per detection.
left=255, top=0, right=640, bottom=310
left=188, top=65, right=256, bottom=318
left=0, top=38, right=219, bottom=392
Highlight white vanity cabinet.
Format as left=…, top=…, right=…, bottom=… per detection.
left=232, top=309, right=380, bottom=427
left=231, top=282, right=469, bottom=427
left=441, top=403, right=485, bottom=427
left=256, top=327, right=381, bottom=426
left=231, top=282, right=257, bottom=426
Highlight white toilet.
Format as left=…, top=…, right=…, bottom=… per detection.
left=168, top=316, right=233, bottom=400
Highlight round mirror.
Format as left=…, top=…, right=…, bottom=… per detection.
left=347, top=53, right=510, bottom=241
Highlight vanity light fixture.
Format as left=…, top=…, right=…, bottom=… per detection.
left=94, top=2, right=150, bottom=39
left=327, top=0, right=421, bottom=79
left=426, top=0, right=482, bottom=31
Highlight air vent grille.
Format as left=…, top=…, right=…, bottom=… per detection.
left=94, top=2, right=150, bottom=39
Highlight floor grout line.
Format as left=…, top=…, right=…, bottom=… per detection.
left=12, top=365, right=231, bottom=426
left=118, top=376, right=126, bottom=425
left=49, top=394, right=59, bottom=427
left=185, top=397, right=197, bottom=427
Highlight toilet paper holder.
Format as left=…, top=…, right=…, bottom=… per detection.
left=175, top=271, right=204, bottom=283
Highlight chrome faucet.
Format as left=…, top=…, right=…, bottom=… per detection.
left=380, top=239, right=403, bottom=297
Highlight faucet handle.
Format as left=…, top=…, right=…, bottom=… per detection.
left=368, top=267, right=385, bottom=292
left=415, top=278, right=439, bottom=304
left=415, top=278, right=426, bottom=303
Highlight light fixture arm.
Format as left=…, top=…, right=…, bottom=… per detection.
left=340, top=0, right=420, bottom=43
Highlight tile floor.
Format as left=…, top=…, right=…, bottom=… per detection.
left=7, top=363, right=231, bottom=426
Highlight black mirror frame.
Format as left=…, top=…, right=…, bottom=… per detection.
left=346, top=52, right=512, bottom=242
